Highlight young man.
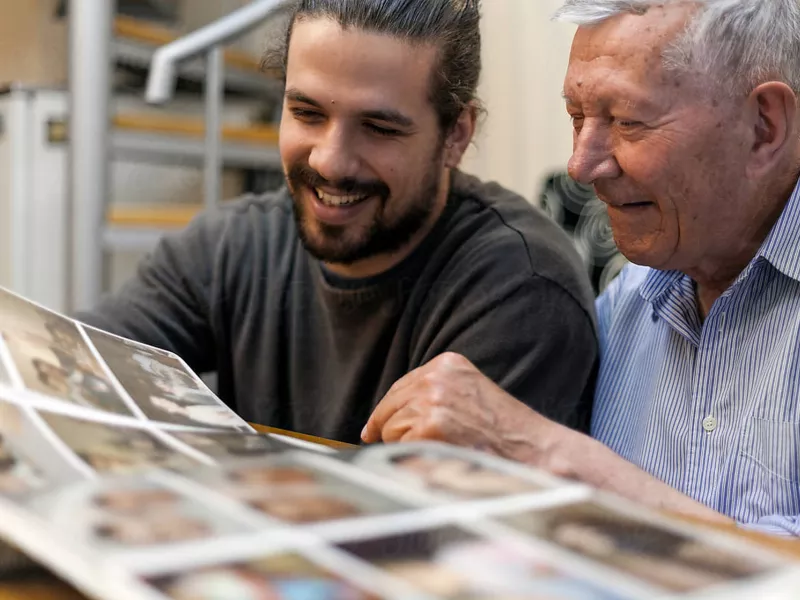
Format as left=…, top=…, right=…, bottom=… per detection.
left=79, top=0, right=597, bottom=443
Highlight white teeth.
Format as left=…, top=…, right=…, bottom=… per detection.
left=315, top=188, right=367, bottom=207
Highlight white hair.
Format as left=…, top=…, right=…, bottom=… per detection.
left=553, top=0, right=800, bottom=96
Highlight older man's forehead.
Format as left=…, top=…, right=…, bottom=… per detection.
left=568, top=3, right=695, bottom=71
left=563, top=57, right=670, bottom=115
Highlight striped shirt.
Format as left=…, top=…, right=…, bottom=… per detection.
left=592, top=181, right=800, bottom=537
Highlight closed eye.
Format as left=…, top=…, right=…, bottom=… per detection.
left=364, top=122, right=403, bottom=137
left=291, top=108, right=324, bottom=122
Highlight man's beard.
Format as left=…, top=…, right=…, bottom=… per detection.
left=287, top=160, right=443, bottom=266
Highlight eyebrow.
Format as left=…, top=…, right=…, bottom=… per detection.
left=285, top=87, right=415, bottom=129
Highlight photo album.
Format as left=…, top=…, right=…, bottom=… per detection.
left=0, top=286, right=797, bottom=600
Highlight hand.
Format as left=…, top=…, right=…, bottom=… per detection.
left=361, top=352, right=559, bottom=462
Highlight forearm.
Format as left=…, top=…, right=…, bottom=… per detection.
left=495, top=407, right=732, bottom=523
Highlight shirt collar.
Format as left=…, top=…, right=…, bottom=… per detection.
left=754, top=176, right=800, bottom=284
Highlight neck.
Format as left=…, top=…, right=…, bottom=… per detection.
left=691, top=177, right=796, bottom=318
left=323, top=172, right=452, bottom=279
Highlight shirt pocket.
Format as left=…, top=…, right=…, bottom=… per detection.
left=739, top=418, right=800, bottom=484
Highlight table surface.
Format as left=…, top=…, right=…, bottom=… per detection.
left=1, top=425, right=798, bottom=600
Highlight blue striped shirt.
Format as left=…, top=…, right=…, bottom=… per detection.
left=592, top=181, right=800, bottom=537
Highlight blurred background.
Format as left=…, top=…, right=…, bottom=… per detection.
left=0, top=0, right=623, bottom=316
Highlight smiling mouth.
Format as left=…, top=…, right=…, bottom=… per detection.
left=618, top=201, right=653, bottom=208
left=313, top=187, right=370, bottom=207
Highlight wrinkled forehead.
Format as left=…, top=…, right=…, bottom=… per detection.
left=564, top=4, right=696, bottom=102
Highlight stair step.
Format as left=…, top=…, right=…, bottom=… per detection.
left=113, top=113, right=280, bottom=145
left=107, top=204, right=204, bottom=228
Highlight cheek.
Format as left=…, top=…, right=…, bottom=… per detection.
left=278, top=120, right=308, bottom=168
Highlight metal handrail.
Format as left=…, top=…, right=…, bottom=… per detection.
left=145, top=0, right=285, bottom=103
left=144, top=0, right=286, bottom=211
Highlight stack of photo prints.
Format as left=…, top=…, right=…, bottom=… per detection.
left=0, top=286, right=797, bottom=600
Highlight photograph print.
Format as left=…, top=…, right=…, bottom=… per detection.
left=146, top=551, right=386, bottom=600
left=211, top=456, right=406, bottom=526
left=86, top=482, right=245, bottom=550
left=498, top=501, right=774, bottom=594
left=169, top=431, right=285, bottom=462
left=37, top=410, right=202, bottom=475
left=0, top=402, right=48, bottom=499
left=0, top=289, right=134, bottom=415
left=352, top=442, right=547, bottom=502
left=337, top=524, right=626, bottom=600
left=85, top=328, right=246, bottom=430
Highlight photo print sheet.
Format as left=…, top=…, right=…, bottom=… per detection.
left=348, top=441, right=571, bottom=504
left=168, top=431, right=302, bottom=463
left=26, top=475, right=253, bottom=556
left=495, top=500, right=783, bottom=596
left=0, top=289, right=135, bottom=416
left=335, top=522, right=628, bottom=600
left=35, top=409, right=204, bottom=475
left=84, top=327, right=249, bottom=431
left=141, top=549, right=393, bottom=600
left=187, top=452, right=410, bottom=527
left=0, top=398, right=91, bottom=497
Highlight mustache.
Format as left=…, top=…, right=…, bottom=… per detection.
left=287, top=164, right=389, bottom=199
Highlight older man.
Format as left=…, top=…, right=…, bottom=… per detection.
left=363, top=0, right=800, bottom=535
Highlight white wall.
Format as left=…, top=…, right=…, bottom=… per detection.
left=461, top=1, right=578, bottom=203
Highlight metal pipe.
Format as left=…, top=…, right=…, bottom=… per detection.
left=69, top=0, right=114, bottom=311
left=204, top=47, right=224, bottom=209
left=145, top=0, right=285, bottom=104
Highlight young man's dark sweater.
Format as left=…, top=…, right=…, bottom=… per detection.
left=79, top=171, right=598, bottom=443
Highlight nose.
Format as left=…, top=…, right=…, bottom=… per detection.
left=307, top=124, right=361, bottom=183
left=567, top=121, right=621, bottom=184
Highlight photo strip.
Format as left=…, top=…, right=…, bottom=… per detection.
left=497, top=501, right=777, bottom=594
left=0, top=404, right=49, bottom=499
left=0, top=346, right=11, bottom=386
left=36, top=410, right=204, bottom=475
left=0, top=289, right=135, bottom=416
left=336, top=523, right=627, bottom=599
left=27, top=476, right=251, bottom=554
left=0, top=398, right=90, bottom=495
left=191, top=454, right=409, bottom=526
left=84, top=328, right=248, bottom=430
left=143, top=550, right=388, bottom=600
left=168, top=431, right=289, bottom=463
left=349, top=441, right=563, bottom=503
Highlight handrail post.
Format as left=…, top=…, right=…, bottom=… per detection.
left=69, top=0, right=114, bottom=311
left=204, top=46, right=224, bottom=210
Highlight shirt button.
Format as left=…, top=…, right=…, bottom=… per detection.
left=718, top=312, right=726, bottom=332
left=702, top=415, right=718, bottom=432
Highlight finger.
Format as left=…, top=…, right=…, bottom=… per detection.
left=378, top=405, right=419, bottom=443
left=361, top=382, right=419, bottom=443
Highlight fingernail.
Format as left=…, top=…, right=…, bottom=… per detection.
left=360, top=425, right=368, bottom=440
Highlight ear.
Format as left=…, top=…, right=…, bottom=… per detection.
left=443, top=103, right=478, bottom=168
left=746, top=81, right=797, bottom=178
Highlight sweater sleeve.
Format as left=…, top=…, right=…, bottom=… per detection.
left=415, top=275, right=599, bottom=434
left=75, top=211, right=229, bottom=374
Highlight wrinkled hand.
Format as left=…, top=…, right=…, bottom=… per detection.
left=361, top=352, right=557, bottom=461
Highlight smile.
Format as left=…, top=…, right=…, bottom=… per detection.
left=314, top=188, right=369, bottom=207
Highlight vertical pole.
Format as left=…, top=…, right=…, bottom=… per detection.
left=68, top=0, right=114, bottom=311
left=204, top=46, right=224, bottom=210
